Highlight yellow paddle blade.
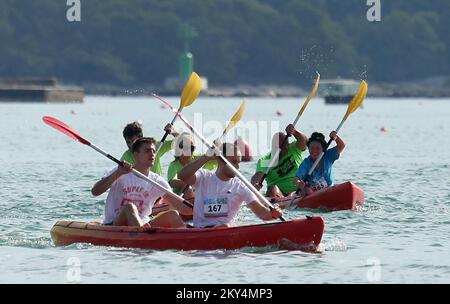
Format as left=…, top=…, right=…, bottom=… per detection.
left=349, top=80, right=368, bottom=113
left=179, top=72, right=202, bottom=111
left=223, top=98, right=247, bottom=136
left=357, top=80, right=368, bottom=107
left=298, top=72, right=320, bottom=116
left=343, top=80, right=368, bottom=120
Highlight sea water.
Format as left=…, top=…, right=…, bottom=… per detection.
left=0, top=96, right=449, bottom=283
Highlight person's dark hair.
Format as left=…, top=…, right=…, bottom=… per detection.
left=123, top=121, right=143, bottom=139
left=132, top=137, right=156, bottom=153
left=307, top=132, right=327, bottom=150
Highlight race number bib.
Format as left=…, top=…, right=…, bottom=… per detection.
left=204, top=198, right=229, bottom=218
left=311, top=177, right=329, bottom=192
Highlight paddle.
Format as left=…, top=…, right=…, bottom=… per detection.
left=257, top=72, right=320, bottom=187
left=42, top=116, right=194, bottom=209
left=179, top=99, right=246, bottom=197
left=287, top=80, right=368, bottom=208
left=155, top=72, right=202, bottom=154
left=153, top=94, right=286, bottom=222
left=219, top=98, right=247, bottom=141
left=307, top=80, right=367, bottom=176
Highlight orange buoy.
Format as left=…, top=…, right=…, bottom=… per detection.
left=234, top=136, right=253, bottom=162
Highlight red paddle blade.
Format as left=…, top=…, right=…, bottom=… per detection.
left=42, top=116, right=91, bottom=145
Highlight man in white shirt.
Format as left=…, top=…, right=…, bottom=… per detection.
left=178, top=143, right=283, bottom=228
left=91, top=137, right=190, bottom=227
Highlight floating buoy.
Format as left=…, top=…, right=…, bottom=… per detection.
left=380, top=127, right=387, bottom=132
left=276, top=110, right=283, bottom=117
left=234, top=137, right=253, bottom=162
left=70, top=110, right=76, bottom=115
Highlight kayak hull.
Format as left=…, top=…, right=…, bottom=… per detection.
left=50, top=217, right=324, bottom=251
left=273, top=181, right=364, bottom=211
left=153, top=182, right=364, bottom=220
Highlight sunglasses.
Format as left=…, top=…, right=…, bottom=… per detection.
left=179, top=143, right=196, bottom=152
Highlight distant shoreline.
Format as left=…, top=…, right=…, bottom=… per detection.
left=83, top=78, right=450, bottom=98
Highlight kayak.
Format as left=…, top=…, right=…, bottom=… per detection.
left=50, top=216, right=324, bottom=251
left=272, top=181, right=364, bottom=211
left=152, top=182, right=364, bottom=219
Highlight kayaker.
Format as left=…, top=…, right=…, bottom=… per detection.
left=120, top=121, right=179, bottom=176
left=250, top=124, right=307, bottom=198
left=167, top=132, right=217, bottom=203
left=295, top=131, right=345, bottom=195
left=178, top=142, right=283, bottom=228
left=92, top=137, right=190, bottom=228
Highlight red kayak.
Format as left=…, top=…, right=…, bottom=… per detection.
left=50, top=216, right=324, bottom=251
left=272, top=182, right=364, bottom=211
left=153, top=182, right=364, bottom=219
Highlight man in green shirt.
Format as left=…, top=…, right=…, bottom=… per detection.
left=251, top=124, right=307, bottom=198
left=120, top=121, right=178, bottom=176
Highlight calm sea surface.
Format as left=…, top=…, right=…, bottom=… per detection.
left=0, top=96, right=449, bottom=283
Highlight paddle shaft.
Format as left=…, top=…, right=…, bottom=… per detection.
left=155, top=72, right=202, bottom=154
left=305, top=80, right=367, bottom=181
left=65, top=135, right=193, bottom=209
left=42, top=116, right=194, bottom=210
left=287, top=120, right=344, bottom=207
left=171, top=110, right=238, bottom=201
left=89, top=143, right=193, bottom=208
left=258, top=79, right=314, bottom=185
left=153, top=94, right=285, bottom=222
left=210, top=142, right=287, bottom=222
left=155, top=114, right=178, bottom=154
left=289, top=80, right=366, bottom=206
left=306, top=119, right=344, bottom=177
left=259, top=135, right=289, bottom=184
left=176, top=108, right=237, bottom=196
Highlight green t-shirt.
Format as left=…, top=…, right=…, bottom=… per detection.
left=167, top=155, right=217, bottom=194
left=120, top=140, right=172, bottom=176
left=256, top=141, right=304, bottom=194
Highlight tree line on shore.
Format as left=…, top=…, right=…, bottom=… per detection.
left=0, top=0, right=449, bottom=87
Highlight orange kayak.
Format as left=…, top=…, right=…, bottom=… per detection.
left=272, top=182, right=364, bottom=211
left=153, top=182, right=364, bottom=220
left=50, top=216, right=324, bottom=251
